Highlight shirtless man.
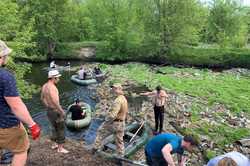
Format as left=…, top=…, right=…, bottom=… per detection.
left=140, top=85, right=167, bottom=134
left=41, top=70, right=69, bottom=153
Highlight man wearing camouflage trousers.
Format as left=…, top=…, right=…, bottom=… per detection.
left=94, top=83, right=128, bottom=156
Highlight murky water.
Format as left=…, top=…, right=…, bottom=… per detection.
left=24, top=61, right=100, bottom=140
left=1, top=61, right=150, bottom=164
left=23, top=61, right=148, bottom=142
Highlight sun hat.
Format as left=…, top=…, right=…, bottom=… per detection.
left=0, top=40, right=12, bottom=57
left=48, top=70, right=61, bottom=78
left=111, top=83, right=123, bottom=89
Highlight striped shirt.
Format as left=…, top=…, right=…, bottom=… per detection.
left=0, top=68, right=20, bottom=128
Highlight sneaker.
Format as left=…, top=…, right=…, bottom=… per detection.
left=57, top=148, right=69, bottom=154
left=51, top=143, right=58, bottom=150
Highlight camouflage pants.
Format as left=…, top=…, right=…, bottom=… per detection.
left=47, top=109, right=65, bottom=144
left=94, top=121, right=125, bottom=156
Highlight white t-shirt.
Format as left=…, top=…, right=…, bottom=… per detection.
left=78, top=69, right=85, bottom=79
left=207, top=152, right=250, bottom=166
left=50, top=61, right=56, bottom=68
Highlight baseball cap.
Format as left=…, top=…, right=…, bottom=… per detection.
left=48, top=70, right=61, bottom=78
left=0, top=40, right=12, bottom=57
left=111, top=83, right=123, bottom=89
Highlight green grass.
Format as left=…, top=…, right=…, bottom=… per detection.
left=106, top=63, right=250, bottom=113
left=104, top=63, right=250, bottom=148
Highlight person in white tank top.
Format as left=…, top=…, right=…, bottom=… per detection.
left=140, top=85, right=168, bottom=134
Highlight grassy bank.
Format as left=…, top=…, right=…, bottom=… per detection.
left=57, top=42, right=250, bottom=68
left=102, top=63, right=250, bottom=155
left=104, top=63, right=250, bottom=113
left=169, top=46, right=250, bottom=68
left=11, top=41, right=250, bottom=69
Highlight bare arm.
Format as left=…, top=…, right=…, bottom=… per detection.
left=40, top=87, right=48, bottom=107
left=162, top=144, right=175, bottom=166
left=140, top=91, right=156, bottom=96
left=5, top=96, right=36, bottom=127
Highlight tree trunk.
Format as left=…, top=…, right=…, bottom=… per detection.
left=47, top=40, right=56, bottom=60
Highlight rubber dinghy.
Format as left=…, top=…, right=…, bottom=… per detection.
left=70, top=75, right=97, bottom=86
left=65, top=103, right=92, bottom=129
left=98, top=121, right=150, bottom=158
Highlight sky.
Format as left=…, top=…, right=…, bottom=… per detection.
left=201, top=0, right=250, bottom=6
left=242, top=0, right=250, bottom=6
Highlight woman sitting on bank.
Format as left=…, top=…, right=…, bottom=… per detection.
left=68, top=99, right=86, bottom=120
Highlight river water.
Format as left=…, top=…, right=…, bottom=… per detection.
left=24, top=61, right=100, bottom=140
left=23, top=61, right=148, bottom=142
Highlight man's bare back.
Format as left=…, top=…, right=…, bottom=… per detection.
left=41, top=82, right=61, bottom=111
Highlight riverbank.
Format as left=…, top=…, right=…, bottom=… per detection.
left=100, top=63, right=250, bottom=161
left=2, top=62, right=249, bottom=165
left=12, top=41, right=250, bottom=69
left=26, top=136, right=116, bottom=166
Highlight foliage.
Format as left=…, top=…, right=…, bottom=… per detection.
left=5, top=58, right=37, bottom=99
left=205, top=150, right=217, bottom=160
left=83, top=0, right=145, bottom=59
left=169, top=46, right=250, bottom=68
left=0, top=0, right=37, bottom=98
left=0, top=0, right=20, bottom=41
left=54, top=42, right=104, bottom=59
left=205, top=0, right=248, bottom=47
left=3, top=0, right=250, bottom=65
left=104, top=63, right=250, bottom=113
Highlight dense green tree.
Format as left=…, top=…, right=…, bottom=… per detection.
left=0, top=0, right=20, bottom=41
left=144, top=0, right=205, bottom=54
left=23, top=0, right=68, bottom=59
left=83, top=0, right=145, bottom=59
left=2, top=0, right=250, bottom=62
left=0, top=0, right=37, bottom=98
left=206, top=0, right=248, bottom=47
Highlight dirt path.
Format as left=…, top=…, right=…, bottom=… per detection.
left=26, top=137, right=116, bottom=166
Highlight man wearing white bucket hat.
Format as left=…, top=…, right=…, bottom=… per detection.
left=0, top=40, right=41, bottom=166
left=41, top=69, right=69, bottom=153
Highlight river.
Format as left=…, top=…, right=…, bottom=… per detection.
left=23, top=61, right=147, bottom=142
left=24, top=61, right=100, bottom=140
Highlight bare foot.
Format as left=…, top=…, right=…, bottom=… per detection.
left=57, top=148, right=69, bottom=154
left=51, top=143, right=58, bottom=150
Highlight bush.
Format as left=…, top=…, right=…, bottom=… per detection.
left=55, top=42, right=104, bottom=59
left=53, top=42, right=250, bottom=68
left=168, top=46, right=250, bottom=68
